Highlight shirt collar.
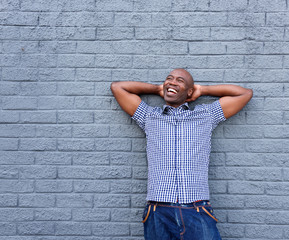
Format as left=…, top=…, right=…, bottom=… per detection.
left=162, top=102, right=190, bottom=114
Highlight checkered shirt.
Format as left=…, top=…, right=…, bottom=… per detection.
left=132, top=100, right=226, bottom=204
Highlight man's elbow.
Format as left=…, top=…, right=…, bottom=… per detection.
left=247, top=88, right=253, bottom=99
left=110, top=81, right=121, bottom=94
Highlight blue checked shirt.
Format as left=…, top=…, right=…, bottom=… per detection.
left=132, top=100, right=226, bottom=204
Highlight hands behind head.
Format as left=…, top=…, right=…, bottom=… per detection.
left=186, top=84, right=202, bottom=102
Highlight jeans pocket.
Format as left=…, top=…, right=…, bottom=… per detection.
left=142, top=204, right=151, bottom=223
left=201, top=206, right=219, bottom=222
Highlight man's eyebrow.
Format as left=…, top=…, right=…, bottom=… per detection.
left=166, top=75, right=185, bottom=80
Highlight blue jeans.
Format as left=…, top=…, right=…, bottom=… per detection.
left=142, top=200, right=222, bottom=240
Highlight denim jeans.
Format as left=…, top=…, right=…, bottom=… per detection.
left=142, top=200, right=222, bottom=240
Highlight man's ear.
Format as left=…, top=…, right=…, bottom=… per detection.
left=187, top=88, right=194, bottom=98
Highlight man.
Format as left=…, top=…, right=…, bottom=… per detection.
left=111, top=69, right=253, bottom=240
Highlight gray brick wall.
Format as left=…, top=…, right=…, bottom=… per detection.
left=0, top=0, right=288, bottom=239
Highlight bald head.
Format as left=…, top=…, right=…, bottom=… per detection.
left=169, top=68, right=194, bottom=87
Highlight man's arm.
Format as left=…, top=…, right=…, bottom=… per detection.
left=188, top=84, right=253, bottom=119
left=110, top=81, right=163, bottom=116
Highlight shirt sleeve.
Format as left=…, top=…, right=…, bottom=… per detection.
left=131, top=101, right=151, bottom=132
left=209, top=100, right=226, bottom=129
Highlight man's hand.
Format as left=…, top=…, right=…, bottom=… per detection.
left=158, top=84, right=164, bottom=98
left=185, top=84, right=202, bottom=102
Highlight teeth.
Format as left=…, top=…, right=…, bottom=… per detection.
left=168, top=88, right=177, bottom=93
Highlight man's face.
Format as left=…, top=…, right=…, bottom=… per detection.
left=163, top=69, right=194, bottom=108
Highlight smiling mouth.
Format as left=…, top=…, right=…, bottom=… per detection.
left=167, top=88, right=177, bottom=94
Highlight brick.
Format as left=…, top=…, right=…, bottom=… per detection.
left=3, top=41, right=38, bottom=54
left=39, top=12, right=113, bottom=27
left=246, top=27, right=284, bottom=41
left=56, top=194, right=93, bottom=207
left=95, top=55, right=132, bottom=68
left=169, top=56, right=207, bottom=69
left=56, top=27, right=96, bottom=40
left=130, top=223, right=143, bottom=236
left=36, top=125, right=72, bottom=138
left=245, top=225, right=283, bottom=239
left=0, top=124, right=35, bottom=137
left=19, top=194, right=55, bottom=207
left=228, top=181, right=265, bottom=194
left=245, top=83, right=283, bottom=97
left=58, top=139, right=94, bottom=151
left=74, top=180, right=110, bottom=193
left=227, top=13, right=265, bottom=26
left=267, top=13, right=289, bottom=26
left=95, top=0, right=133, bottom=11
left=171, top=0, right=209, bottom=11
left=0, top=26, right=20, bottom=39
left=19, top=139, right=56, bottom=151
left=73, top=125, right=109, bottom=138
left=18, top=222, right=54, bottom=235
left=266, top=211, right=289, bottom=224
left=210, top=195, right=245, bottom=209
left=209, top=180, right=227, bottom=194
left=58, top=54, right=95, bottom=68
left=35, top=152, right=71, bottom=165
left=55, top=222, right=91, bottom=236
left=110, top=152, right=147, bottom=166
left=19, top=166, right=57, bottom=179
left=246, top=111, right=283, bottom=125
left=246, top=139, right=284, bottom=153
left=0, top=111, right=19, bottom=123
left=94, top=195, right=130, bottom=208
left=20, top=82, right=57, bottom=95
left=58, top=111, right=94, bottom=123
left=189, top=42, right=226, bottom=55
left=0, top=180, right=34, bottom=193
left=0, top=209, right=33, bottom=222
left=209, top=167, right=245, bottom=180
left=0, top=138, right=18, bottom=150
left=266, top=182, right=289, bottom=196
left=207, top=56, right=244, bottom=69
left=58, top=166, right=131, bottom=179
left=0, top=0, right=19, bottom=11
left=95, top=138, right=131, bottom=151
left=134, top=0, right=171, bottom=11
left=264, top=126, right=289, bottom=138
left=224, top=125, right=263, bottom=138
left=58, top=82, right=94, bottom=96
left=40, top=94, right=74, bottom=109
left=111, top=180, right=147, bottom=193
left=92, top=223, right=130, bottom=236
left=0, top=223, right=16, bottom=235
left=188, top=69, right=224, bottom=82
left=210, top=0, right=247, bottom=11
left=264, top=42, right=289, bottom=54
left=132, top=167, right=147, bottom=179
left=110, top=125, right=144, bottom=137
left=2, top=97, right=37, bottom=109
left=248, top=0, right=287, bottom=11
left=211, top=139, right=245, bottom=152
left=73, top=208, right=110, bottom=221
left=226, top=153, right=264, bottom=166
left=75, top=68, right=111, bottom=81
left=72, top=152, right=109, bottom=165
left=245, top=168, right=282, bottom=181
left=75, top=97, right=111, bottom=109
left=115, top=13, right=151, bottom=27
left=226, top=41, right=263, bottom=54
left=0, top=166, right=18, bottom=179
left=0, top=54, right=20, bottom=67
left=39, top=68, right=75, bottom=81
left=35, top=180, right=73, bottom=193
left=245, top=55, right=283, bottom=69
left=0, top=195, right=17, bottom=207
left=211, top=27, right=246, bottom=40
left=135, top=28, right=171, bottom=40
left=97, top=27, right=134, bottom=40
left=132, top=138, right=146, bottom=152
left=39, top=41, right=76, bottom=54
left=218, top=223, right=245, bottom=238
left=35, top=209, right=71, bottom=221
left=2, top=68, right=38, bottom=81
left=111, top=208, right=142, bottom=222
left=20, top=111, right=57, bottom=123
left=172, top=27, right=210, bottom=40
left=0, top=152, right=34, bottom=165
